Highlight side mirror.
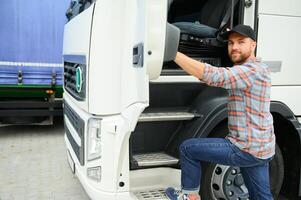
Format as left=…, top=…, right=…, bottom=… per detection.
left=164, top=23, right=180, bottom=62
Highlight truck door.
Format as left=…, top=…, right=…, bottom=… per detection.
left=144, top=0, right=175, bottom=80
left=88, top=0, right=175, bottom=115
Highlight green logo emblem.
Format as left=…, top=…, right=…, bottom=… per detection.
left=75, top=66, right=83, bottom=93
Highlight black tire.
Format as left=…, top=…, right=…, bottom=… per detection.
left=200, top=124, right=284, bottom=200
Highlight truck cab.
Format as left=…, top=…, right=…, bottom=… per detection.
left=63, top=0, right=301, bottom=199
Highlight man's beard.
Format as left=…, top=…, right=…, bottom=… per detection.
left=229, top=51, right=250, bottom=64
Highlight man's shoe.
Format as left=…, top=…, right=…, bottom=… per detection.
left=165, top=187, right=190, bottom=200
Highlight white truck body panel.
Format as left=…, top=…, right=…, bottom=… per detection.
left=257, top=14, right=301, bottom=85
left=259, top=0, right=301, bottom=17
left=256, top=0, right=301, bottom=115
left=63, top=5, right=94, bottom=111
left=271, top=86, right=301, bottom=115
left=87, top=0, right=167, bottom=115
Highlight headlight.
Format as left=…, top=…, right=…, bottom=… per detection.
left=87, top=118, right=102, bottom=161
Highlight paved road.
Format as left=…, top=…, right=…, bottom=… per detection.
left=0, top=118, right=90, bottom=200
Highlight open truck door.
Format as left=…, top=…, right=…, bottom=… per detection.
left=87, top=0, right=179, bottom=115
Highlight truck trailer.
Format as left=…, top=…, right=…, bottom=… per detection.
left=63, top=0, right=301, bottom=199
left=0, top=0, right=70, bottom=125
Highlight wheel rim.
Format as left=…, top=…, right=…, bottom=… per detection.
left=210, top=164, right=249, bottom=200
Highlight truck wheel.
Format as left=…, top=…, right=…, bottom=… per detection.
left=200, top=125, right=284, bottom=200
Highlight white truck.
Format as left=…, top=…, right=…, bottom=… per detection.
left=63, top=0, right=301, bottom=199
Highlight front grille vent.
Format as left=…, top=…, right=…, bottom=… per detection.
left=64, top=101, right=85, bottom=138
left=64, top=61, right=86, bottom=101
left=64, top=101, right=85, bottom=165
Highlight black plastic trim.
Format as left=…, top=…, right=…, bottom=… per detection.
left=64, top=101, right=85, bottom=166
left=160, top=69, right=188, bottom=76
left=0, top=100, right=62, bottom=116
left=238, top=0, right=245, bottom=24
left=65, top=124, right=84, bottom=166
left=166, top=87, right=228, bottom=157
left=64, top=101, right=85, bottom=138
left=270, top=101, right=296, bottom=118
left=270, top=101, right=301, bottom=197
left=254, top=0, right=259, bottom=56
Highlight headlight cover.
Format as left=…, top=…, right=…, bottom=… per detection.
left=87, top=118, right=102, bottom=161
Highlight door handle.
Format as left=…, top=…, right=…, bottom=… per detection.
left=133, top=43, right=144, bottom=67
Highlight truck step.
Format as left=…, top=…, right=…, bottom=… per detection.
left=133, top=152, right=179, bottom=167
left=134, top=188, right=168, bottom=200
left=138, top=111, right=197, bottom=122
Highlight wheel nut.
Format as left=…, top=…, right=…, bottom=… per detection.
left=231, top=169, right=237, bottom=175
left=215, top=167, right=222, bottom=175
left=226, top=180, right=232, bottom=185
left=228, top=191, right=233, bottom=196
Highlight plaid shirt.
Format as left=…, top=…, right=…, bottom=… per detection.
left=202, top=58, right=275, bottom=159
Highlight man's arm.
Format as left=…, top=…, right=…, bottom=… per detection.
left=174, top=52, right=257, bottom=90
left=174, top=52, right=205, bottom=79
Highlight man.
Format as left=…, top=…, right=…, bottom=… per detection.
left=165, top=24, right=275, bottom=200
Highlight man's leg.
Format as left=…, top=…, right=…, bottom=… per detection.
left=166, top=138, right=236, bottom=199
left=166, top=137, right=273, bottom=200
left=240, top=162, right=273, bottom=200
left=179, top=138, right=236, bottom=194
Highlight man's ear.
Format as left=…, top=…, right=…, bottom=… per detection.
left=252, top=41, right=257, bottom=52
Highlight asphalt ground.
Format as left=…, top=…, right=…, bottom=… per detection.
left=0, top=118, right=90, bottom=200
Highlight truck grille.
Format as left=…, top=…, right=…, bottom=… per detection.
left=64, top=101, right=85, bottom=165
left=64, top=100, right=85, bottom=137
left=64, top=61, right=86, bottom=101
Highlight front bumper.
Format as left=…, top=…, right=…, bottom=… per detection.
left=65, top=135, right=138, bottom=200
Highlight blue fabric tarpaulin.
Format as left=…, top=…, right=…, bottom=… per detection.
left=0, top=0, right=70, bottom=86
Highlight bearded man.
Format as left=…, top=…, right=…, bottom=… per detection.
left=165, top=24, right=275, bottom=200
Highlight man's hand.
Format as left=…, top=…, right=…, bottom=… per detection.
left=174, top=52, right=205, bottom=79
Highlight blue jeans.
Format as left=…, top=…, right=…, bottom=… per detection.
left=179, top=138, right=273, bottom=200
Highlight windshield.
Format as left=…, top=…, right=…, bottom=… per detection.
left=66, top=0, right=94, bottom=21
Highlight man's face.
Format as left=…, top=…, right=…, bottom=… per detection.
left=228, top=32, right=256, bottom=64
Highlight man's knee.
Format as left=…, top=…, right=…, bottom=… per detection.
left=179, top=138, right=197, bottom=156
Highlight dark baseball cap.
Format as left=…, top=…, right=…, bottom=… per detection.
left=221, top=24, right=256, bottom=41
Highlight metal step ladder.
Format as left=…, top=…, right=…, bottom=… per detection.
left=138, top=109, right=200, bottom=122
left=134, top=188, right=168, bottom=200
left=133, top=152, right=179, bottom=167
left=133, top=109, right=198, bottom=168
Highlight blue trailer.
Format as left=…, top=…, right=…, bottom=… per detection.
left=0, top=0, right=70, bottom=125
